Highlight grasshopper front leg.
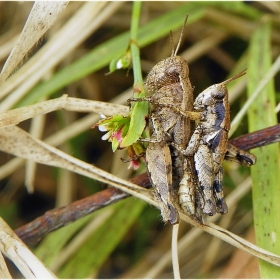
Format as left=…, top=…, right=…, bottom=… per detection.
left=128, top=98, right=201, bottom=121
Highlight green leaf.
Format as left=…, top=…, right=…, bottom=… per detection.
left=58, top=198, right=146, bottom=278
left=35, top=212, right=95, bottom=266
left=247, top=20, right=280, bottom=278
left=121, top=99, right=148, bottom=147
left=196, top=1, right=261, bottom=19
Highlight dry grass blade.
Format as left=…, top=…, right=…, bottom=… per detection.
left=0, top=1, right=68, bottom=83
left=0, top=90, right=132, bottom=181
left=172, top=224, right=180, bottom=279
left=197, top=220, right=280, bottom=268
left=0, top=126, right=150, bottom=202
left=172, top=208, right=280, bottom=270
left=25, top=101, right=47, bottom=193
left=0, top=1, right=123, bottom=110
left=0, top=95, right=128, bottom=127
left=0, top=252, right=12, bottom=278
left=0, top=218, right=55, bottom=278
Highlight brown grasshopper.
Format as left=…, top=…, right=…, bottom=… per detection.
left=171, top=70, right=257, bottom=215
left=129, top=17, right=202, bottom=224
left=144, top=115, right=178, bottom=224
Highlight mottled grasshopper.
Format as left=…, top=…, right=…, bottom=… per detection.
left=172, top=70, right=257, bottom=215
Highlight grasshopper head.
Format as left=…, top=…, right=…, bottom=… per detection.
left=194, top=84, right=227, bottom=110
left=194, top=69, right=246, bottom=110
left=145, top=56, right=189, bottom=92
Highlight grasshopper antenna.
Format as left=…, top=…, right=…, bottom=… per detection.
left=172, top=15, right=188, bottom=57
left=219, top=69, right=247, bottom=86
left=170, top=31, right=175, bottom=57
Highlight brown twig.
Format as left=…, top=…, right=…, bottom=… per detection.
left=15, top=124, right=280, bottom=246
left=229, top=123, right=280, bottom=151
left=15, top=173, right=150, bottom=246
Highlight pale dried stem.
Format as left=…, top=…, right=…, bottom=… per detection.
left=172, top=224, right=181, bottom=279
left=201, top=204, right=238, bottom=273
left=0, top=126, right=151, bottom=201
left=56, top=110, right=76, bottom=207
left=0, top=95, right=129, bottom=127
left=0, top=1, right=102, bottom=94
left=0, top=252, right=12, bottom=278
left=57, top=168, right=74, bottom=208
left=181, top=30, right=228, bottom=64
left=0, top=218, right=56, bottom=278
left=0, top=89, right=132, bottom=181
left=0, top=1, right=69, bottom=83
left=25, top=99, right=47, bottom=193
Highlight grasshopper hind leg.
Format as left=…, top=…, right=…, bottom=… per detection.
left=213, top=167, right=228, bottom=214
left=194, top=145, right=216, bottom=216
left=153, top=190, right=179, bottom=225
left=225, top=143, right=256, bottom=167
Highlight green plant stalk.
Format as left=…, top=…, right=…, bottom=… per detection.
left=247, top=20, right=280, bottom=278
left=130, top=1, right=144, bottom=87
left=121, top=1, right=148, bottom=147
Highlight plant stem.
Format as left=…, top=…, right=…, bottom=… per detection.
left=121, top=1, right=148, bottom=147
left=130, top=1, right=144, bottom=88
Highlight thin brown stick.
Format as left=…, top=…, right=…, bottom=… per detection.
left=15, top=173, right=150, bottom=246
left=229, top=123, right=280, bottom=150
left=15, top=124, right=280, bottom=246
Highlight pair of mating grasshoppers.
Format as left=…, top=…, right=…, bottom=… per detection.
left=129, top=18, right=256, bottom=224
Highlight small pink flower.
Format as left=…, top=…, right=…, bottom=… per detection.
left=111, top=129, right=123, bottom=143
left=127, top=158, right=141, bottom=170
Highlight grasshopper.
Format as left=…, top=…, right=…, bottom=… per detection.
left=172, top=70, right=257, bottom=215
left=129, top=17, right=202, bottom=224
left=129, top=18, right=257, bottom=222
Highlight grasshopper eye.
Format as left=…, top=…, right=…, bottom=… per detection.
left=212, top=86, right=226, bottom=100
